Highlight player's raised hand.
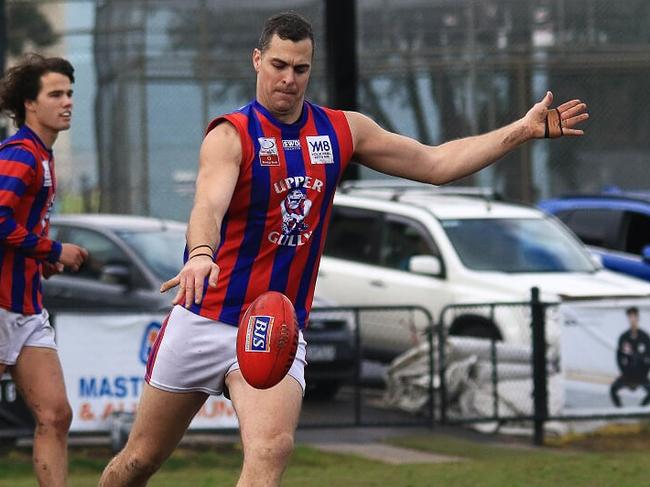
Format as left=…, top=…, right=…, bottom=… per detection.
left=526, top=91, right=589, bottom=139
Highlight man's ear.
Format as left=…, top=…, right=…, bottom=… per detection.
left=252, top=48, right=262, bottom=73
left=24, top=99, right=36, bottom=114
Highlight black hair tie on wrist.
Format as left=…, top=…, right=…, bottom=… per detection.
left=189, top=253, right=214, bottom=261
left=189, top=244, right=214, bottom=254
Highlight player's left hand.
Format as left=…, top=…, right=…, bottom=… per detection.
left=526, top=91, right=589, bottom=139
left=42, top=261, right=64, bottom=279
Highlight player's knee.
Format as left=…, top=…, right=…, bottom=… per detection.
left=118, top=449, right=165, bottom=480
left=246, top=431, right=295, bottom=465
left=34, top=401, right=72, bottom=435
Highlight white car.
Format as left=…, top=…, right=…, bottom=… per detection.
left=315, top=182, right=650, bottom=360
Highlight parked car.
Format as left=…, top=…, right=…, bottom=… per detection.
left=43, top=214, right=353, bottom=398
left=538, top=191, right=650, bottom=282
left=315, top=182, right=650, bottom=361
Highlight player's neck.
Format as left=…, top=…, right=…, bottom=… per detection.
left=256, top=98, right=304, bottom=125
left=24, top=121, right=58, bottom=149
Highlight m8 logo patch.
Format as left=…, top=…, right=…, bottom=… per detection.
left=245, top=315, right=274, bottom=352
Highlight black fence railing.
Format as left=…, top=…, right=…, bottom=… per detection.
left=3, top=295, right=650, bottom=447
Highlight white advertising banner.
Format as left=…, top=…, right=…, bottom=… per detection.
left=56, top=313, right=238, bottom=432
left=561, top=299, right=650, bottom=414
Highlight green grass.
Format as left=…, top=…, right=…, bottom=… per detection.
left=2, top=432, right=650, bottom=487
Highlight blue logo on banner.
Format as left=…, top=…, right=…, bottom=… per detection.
left=140, top=321, right=162, bottom=365
left=245, top=315, right=274, bottom=352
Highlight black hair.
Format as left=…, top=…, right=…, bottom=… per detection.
left=626, top=306, right=640, bottom=316
left=258, top=11, right=314, bottom=54
left=0, top=53, right=74, bottom=128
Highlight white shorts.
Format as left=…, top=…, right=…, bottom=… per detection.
left=145, top=305, right=307, bottom=396
left=0, top=308, right=56, bottom=366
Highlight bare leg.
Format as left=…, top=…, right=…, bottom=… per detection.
left=227, top=370, right=303, bottom=487
left=99, top=383, right=207, bottom=487
left=11, top=347, right=72, bottom=487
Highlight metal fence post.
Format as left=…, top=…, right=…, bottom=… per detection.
left=531, top=287, right=548, bottom=446
left=437, top=311, right=448, bottom=424
left=428, top=322, right=435, bottom=428
left=489, top=305, right=499, bottom=420
left=353, top=308, right=362, bottom=426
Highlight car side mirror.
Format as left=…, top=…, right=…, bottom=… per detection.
left=101, top=264, right=132, bottom=287
left=589, top=252, right=603, bottom=269
left=642, top=245, right=650, bottom=263
left=408, top=255, right=442, bottom=276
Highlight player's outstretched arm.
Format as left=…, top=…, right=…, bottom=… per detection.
left=347, top=91, right=588, bottom=185
left=160, top=121, right=242, bottom=307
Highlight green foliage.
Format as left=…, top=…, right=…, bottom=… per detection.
left=7, top=3, right=59, bottom=56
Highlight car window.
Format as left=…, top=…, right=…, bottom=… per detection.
left=624, top=211, right=650, bottom=255
left=63, top=227, right=132, bottom=281
left=382, top=217, right=437, bottom=271
left=559, top=209, right=623, bottom=248
left=442, top=217, right=596, bottom=273
left=116, top=228, right=186, bottom=282
left=324, top=206, right=381, bottom=265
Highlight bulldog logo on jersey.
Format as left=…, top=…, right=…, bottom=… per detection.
left=258, top=137, right=279, bottom=166
left=269, top=177, right=323, bottom=247
left=281, top=188, right=312, bottom=236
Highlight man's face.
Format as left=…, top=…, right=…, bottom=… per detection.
left=25, top=71, right=73, bottom=135
left=253, top=34, right=312, bottom=120
left=629, top=312, right=640, bottom=330
left=287, top=189, right=305, bottom=209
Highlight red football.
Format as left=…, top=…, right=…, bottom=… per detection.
left=236, top=291, right=299, bottom=389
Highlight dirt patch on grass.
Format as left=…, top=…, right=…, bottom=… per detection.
left=547, top=422, right=650, bottom=452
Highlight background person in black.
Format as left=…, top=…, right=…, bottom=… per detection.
left=610, top=307, right=650, bottom=407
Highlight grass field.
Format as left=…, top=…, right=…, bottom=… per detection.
left=1, top=426, right=650, bottom=487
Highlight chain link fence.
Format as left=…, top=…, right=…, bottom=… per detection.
left=5, top=0, right=650, bottom=217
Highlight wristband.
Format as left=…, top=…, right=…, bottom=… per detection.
left=189, top=252, right=214, bottom=261
left=189, top=244, right=214, bottom=254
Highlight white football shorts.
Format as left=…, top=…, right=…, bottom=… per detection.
left=0, top=308, right=56, bottom=365
left=145, top=305, right=306, bottom=396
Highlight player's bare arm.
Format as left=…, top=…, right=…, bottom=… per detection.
left=347, top=91, right=588, bottom=184
left=160, top=121, right=242, bottom=307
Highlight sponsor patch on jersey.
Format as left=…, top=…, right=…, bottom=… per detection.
left=282, top=139, right=301, bottom=151
left=306, top=135, right=334, bottom=164
left=258, top=137, right=279, bottom=166
left=42, top=160, right=52, bottom=187
left=245, top=315, right=274, bottom=352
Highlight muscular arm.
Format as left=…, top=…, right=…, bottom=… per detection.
left=347, top=91, right=588, bottom=185
left=161, top=121, right=242, bottom=306
left=186, top=122, right=242, bottom=254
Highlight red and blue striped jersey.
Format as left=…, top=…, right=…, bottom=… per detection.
left=190, top=100, right=353, bottom=329
left=0, top=125, right=62, bottom=314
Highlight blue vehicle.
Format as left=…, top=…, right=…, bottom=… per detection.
left=538, top=191, right=650, bottom=282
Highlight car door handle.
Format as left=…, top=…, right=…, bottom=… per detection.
left=369, top=280, right=386, bottom=287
